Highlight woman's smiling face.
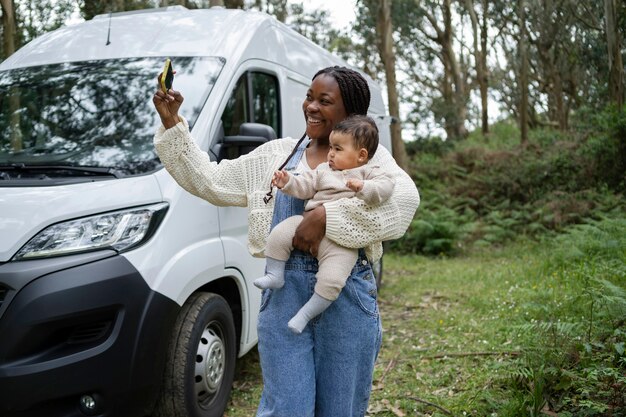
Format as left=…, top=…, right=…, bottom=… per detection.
left=302, top=74, right=348, bottom=140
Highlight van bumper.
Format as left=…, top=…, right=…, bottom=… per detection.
left=0, top=252, right=180, bottom=417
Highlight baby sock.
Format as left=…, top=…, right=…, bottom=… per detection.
left=253, top=257, right=286, bottom=289
left=288, top=293, right=332, bottom=334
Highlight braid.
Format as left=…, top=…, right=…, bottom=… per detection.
left=313, top=66, right=371, bottom=116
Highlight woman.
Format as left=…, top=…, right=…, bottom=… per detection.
left=153, top=66, right=420, bottom=417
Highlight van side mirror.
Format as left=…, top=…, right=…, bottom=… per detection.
left=237, top=123, right=277, bottom=141
left=213, top=123, right=277, bottom=161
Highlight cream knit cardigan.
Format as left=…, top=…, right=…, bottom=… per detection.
left=153, top=118, right=420, bottom=261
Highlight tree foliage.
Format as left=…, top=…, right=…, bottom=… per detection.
left=350, top=0, right=625, bottom=142
left=1, top=0, right=624, bottom=146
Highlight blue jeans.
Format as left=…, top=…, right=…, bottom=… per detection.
left=256, top=140, right=383, bottom=417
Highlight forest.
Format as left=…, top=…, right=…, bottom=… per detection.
left=2, top=1, right=624, bottom=149
left=1, top=1, right=625, bottom=415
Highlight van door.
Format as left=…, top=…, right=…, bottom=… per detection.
left=212, top=65, right=282, bottom=345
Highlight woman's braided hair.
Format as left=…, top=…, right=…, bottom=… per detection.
left=263, top=66, right=371, bottom=204
left=313, top=66, right=371, bottom=116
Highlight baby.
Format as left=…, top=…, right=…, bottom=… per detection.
left=254, top=115, right=396, bottom=333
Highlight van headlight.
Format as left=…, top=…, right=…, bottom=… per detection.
left=13, top=203, right=169, bottom=261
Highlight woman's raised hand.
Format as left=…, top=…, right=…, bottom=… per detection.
left=153, top=72, right=183, bottom=129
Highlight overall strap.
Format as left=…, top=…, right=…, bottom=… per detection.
left=263, top=133, right=309, bottom=204
left=285, top=136, right=310, bottom=171
left=268, top=135, right=310, bottom=229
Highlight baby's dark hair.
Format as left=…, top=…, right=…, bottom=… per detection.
left=313, top=66, right=371, bottom=116
left=333, top=115, right=379, bottom=159
left=264, top=67, right=372, bottom=204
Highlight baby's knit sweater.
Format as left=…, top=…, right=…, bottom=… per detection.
left=282, top=162, right=395, bottom=211
left=153, top=118, right=420, bottom=261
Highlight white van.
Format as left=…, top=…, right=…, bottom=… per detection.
left=0, top=6, right=392, bottom=417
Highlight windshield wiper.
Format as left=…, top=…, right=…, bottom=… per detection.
left=0, top=163, right=121, bottom=178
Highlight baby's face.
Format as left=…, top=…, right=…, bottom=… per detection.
left=327, top=131, right=366, bottom=171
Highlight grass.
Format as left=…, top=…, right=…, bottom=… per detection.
left=367, top=247, right=539, bottom=416
left=224, top=226, right=625, bottom=416
left=224, top=242, right=539, bottom=416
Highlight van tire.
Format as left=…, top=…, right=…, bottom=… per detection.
left=154, top=292, right=236, bottom=417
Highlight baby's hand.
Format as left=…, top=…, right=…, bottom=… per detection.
left=346, top=178, right=364, bottom=192
left=272, top=169, right=290, bottom=189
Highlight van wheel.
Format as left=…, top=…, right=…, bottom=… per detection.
left=154, top=293, right=236, bottom=417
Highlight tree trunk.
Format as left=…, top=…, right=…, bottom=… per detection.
left=418, top=0, right=468, bottom=140
left=480, top=0, right=489, bottom=134
left=82, top=0, right=122, bottom=18
left=266, top=0, right=288, bottom=22
left=465, top=0, right=488, bottom=135
left=442, top=0, right=467, bottom=139
left=442, top=60, right=456, bottom=140
left=519, top=0, right=528, bottom=144
left=1, top=0, right=22, bottom=151
left=1, top=0, right=17, bottom=59
left=604, top=0, right=624, bottom=109
left=376, top=0, right=408, bottom=170
left=210, top=0, right=224, bottom=6
left=224, top=0, right=244, bottom=8
left=554, top=71, right=567, bottom=130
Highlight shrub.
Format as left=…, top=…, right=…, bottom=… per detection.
left=578, top=107, right=626, bottom=193
left=405, top=135, right=452, bottom=157
left=503, top=218, right=626, bottom=416
left=403, top=106, right=626, bottom=255
left=390, top=206, right=461, bottom=256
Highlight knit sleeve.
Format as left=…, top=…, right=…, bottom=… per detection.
left=281, top=169, right=319, bottom=200
left=154, top=118, right=271, bottom=207
left=324, top=146, right=420, bottom=249
left=355, top=166, right=395, bottom=206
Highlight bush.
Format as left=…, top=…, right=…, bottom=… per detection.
left=404, top=135, right=453, bottom=157
left=390, top=206, right=461, bottom=256
left=504, top=218, right=626, bottom=416
left=402, top=107, right=626, bottom=255
left=578, top=107, right=626, bottom=193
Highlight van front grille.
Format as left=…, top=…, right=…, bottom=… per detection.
left=67, top=321, right=112, bottom=344
left=0, top=285, right=7, bottom=308
left=0, top=284, right=10, bottom=320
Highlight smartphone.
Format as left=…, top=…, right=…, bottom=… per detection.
left=159, top=58, right=174, bottom=93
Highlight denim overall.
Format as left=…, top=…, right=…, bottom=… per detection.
left=256, top=138, right=383, bottom=417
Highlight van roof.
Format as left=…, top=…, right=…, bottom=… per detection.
left=0, top=6, right=386, bottom=116
left=2, top=7, right=266, bottom=67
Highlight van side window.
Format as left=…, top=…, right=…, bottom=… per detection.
left=251, top=73, right=279, bottom=135
left=221, top=77, right=248, bottom=136
left=221, top=71, right=280, bottom=137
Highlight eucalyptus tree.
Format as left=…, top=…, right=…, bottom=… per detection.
left=1, top=0, right=74, bottom=59
left=1, top=0, right=17, bottom=59
left=287, top=3, right=338, bottom=50
left=604, top=0, right=624, bottom=109
left=81, top=0, right=152, bottom=20
left=495, top=0, right=624, bottom=131
left=461, top=0, right=489, bottom=135
left=518, top=0, right=528, bottom=143
left=387, top=0, right=470, bottom=140
left=355, top=0, right=408, bottom=169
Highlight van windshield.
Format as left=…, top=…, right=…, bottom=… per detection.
left=0, top=57, right=224, bottom=176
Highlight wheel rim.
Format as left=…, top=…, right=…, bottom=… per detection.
left=194, top=321, right=226, bottom=406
